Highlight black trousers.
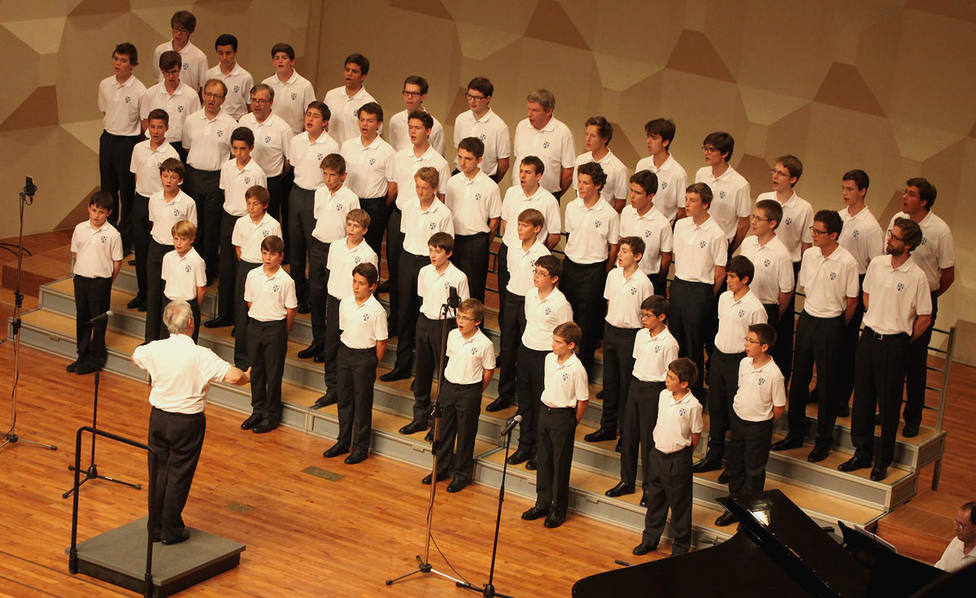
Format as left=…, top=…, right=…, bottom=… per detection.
left=727, top=413, right=773, bottom=498
left=534, top=405, right=577, bottom=515
left=787, top=312, right=844, bottom=446
left=602, top=324, right=639, bottom=432
left=216, top=210, right=240, bottom=320
left=233, top=260, right=261, bottom=367
left=413, top=315, right=456, bottom=424
left=762, top=303, right=793, bottom=383
left=359, top=196, right=387, bottom=257
left=836, top=276, right=866, bottom=408
left=643, top=446, right=693, bottom=553
left=497, top=292, right=526, bottom=404
left=148, top=407, right=205, bottom=542
left=668, top=278, right=715, bottom=396
left=288, top=185, right=316, bottom=301
left=247, top=318, right=287, bottom=424
left=131, top=193, right=151, bottom=298
left=392, top=251, right=428, bottom=372
left=705, top=350, right=745, bottom=458
left=266, top=173, right=288, bottom=256
left=99, top=131, right=139, bottom=246
left=308, top=238, right=331, bottom=346
left=385, top=206, right=404, bottom=326
left=336, top=344, right=378, bottom=453
left=775, top=262, right=802, bottom=386
left=515, top=345, right=548, bottom=453
left=903, top=292, right=938, bottom=427
left=73, top=275, right=112, bottom=366
left=434, top=380, right=483, bottom=481
left=161, top=297, right=200, bottom=343
left=453, top=232, right=490, bottom=303
left=145, top=240, right=174, bottom=342
left=620, top=379, right=665, bottom=488
left=852, top=329, right=910, bottom=467
left=185, top=166, right=221, bottom=281
left=322, top=294, right=342, bottom=401
left=562, top=258, right=608, bottom=377
left=496, top=244, right=510, bottom=331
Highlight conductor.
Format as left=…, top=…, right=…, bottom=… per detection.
left=132, top=300, right=250, bottom=545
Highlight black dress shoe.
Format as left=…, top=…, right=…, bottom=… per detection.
left=241, top=414, right=261, bottom=430
left=137, top=303, right=147, bottom=312
left=313, top=354, right=325, bottom=363
left=344, top=450, right=368, bottom=465
left=837, top=403, right=851, bottom=418
left=632, top=540, right=659, bottom=555
left=596, top=389, right=605, bottom=399
left=717, top=469, right=730, bottom=484
left=614, top=438, right=622, bottom=453
left=902, top=423, right=920, bottom=438
left=252, top=420, right=278, bottom=434
left=297, top=301, right=311, bottom=314
left=75, top=362, right=100, bottom=375
left=640, top=492, right=647, bottom=507
left=544, top=511, right=566, bottom=528
left=714, top=511, right=737, bottom=526
left=161, top=529, right=190, bottom=545
left=870, top=464, right=888, bottom=481
left=421, top=471, right=450, bottom=485
left=322, top=443, right=349, bottom=458
left=771, top=436, right=804, bottom=451
left=203, top=316, right=233, bottom=328
left=380, top=368, right=412, bottom=382
left=605, top=482, right=636, bottom=498
left=424, top=429, right=434, bottom=443
left=837, top=456, right=872, bottom=472
left=807, top=446, right=830, bottom=463
left=692, top=457, right=722, bottom=473
left=126, top=294, right=145, bottom=309
left=484, top=396, right=513, bottom=412
left=522, top=505, right=549, bottom=520
left=312, top=394, right=336, bottom=409
left=66, top=360, right=79, bottom=373
left=507, top=448, right=532, bottom=465
left=583, top=427, right=616, bottom=443
left=399, top=420, right=428, bottom=435
left=297, top=343, right=323, bottom=359
left=446, top=478, right=469, bottom=493
left=524, top=459, right=537, bottom=471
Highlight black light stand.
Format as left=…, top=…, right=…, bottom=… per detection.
left=0, top=176, right=55, bottom=452
left=62, top=368, right=141, bottom=498
left=386, top=292, right=465, bottom=589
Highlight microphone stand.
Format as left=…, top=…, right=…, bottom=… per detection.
left=386, top=298, right=465, bottom=589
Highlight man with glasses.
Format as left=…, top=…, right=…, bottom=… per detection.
left=152, top=11, right=207, bottom=96
left=772, top=210, right=858, bottom=462
left=453, top=77, right=511, bottom=183
left=389, top=75, right=444, bottom=155
left=935, top=501, right=976, bottom=572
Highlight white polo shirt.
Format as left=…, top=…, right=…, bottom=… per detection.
left=388, top=108, right=445, bottom=155
left=756, top=191, right=813, bottom=262
left=862, top=254, right=932, bottom=335
left=540, top=353, right=589, bottom=409
left=500, top=186, right=561, bottom=248
left=205, top=63, right=253, bottom=121
left=522, top=287, right=574, bottom=351
left=453, top=108, right=511, bottom=176
left=798, top=245, right=860, bottom=318
left=71, top=220, right=122, bottom=278
left=341, top=135, right=395, bottom=198
left=632, top=327, right=679, bottom=383
left=162, top=247, right=206, bottom=300
left=695, top=166, right=751, bottom=241
left=444, top=170, right=502, bottom=236
left=237, top=112, right=293, bottom=177
left=935, top=537, right=976, bottom=572
left=312, top=185, right=360, bottom=243
left=733, top=356, right=786, bottom=422
left=339, top=294, right=388, bottom=349
left=232, top=213, right=282, bottom=263
left=839, top=206, right=884, bottom=274
left=604, top=267, right=654, bottom=328
left=563, top=197, right=621, bottom=264
left=289, top=131, right=339, bottom=190
left=887, top=211, right=955, bottom=292
left=672, top=216, right=728, bottom=283
left=391, top=146, right=451, bottom=210
left=634, top=154, right=688, bottom=222
left=512, top=116, right=575, bottom=194
left=140, top=83, right=201, bottom=143
left=99, top=74, right=146, bottom=136
left=219, top=158, right=267, bottom=216
left=506, top=239, right=550, bottom=296
left=323, top=85, right=376, bottom=144
left=153, top=40, right=208, bottom=92
left=444, top=328, right=496, bottom=385
left=653, top=390, right=703, bottom=453
left=130, top=140, right=179, bottom=197
left=573, top=150, right=629, bottom=206
left=619, top=205, right=673, bottom=275
left=184, top=109, right=237, bottom=171
left=326, top=239, right=378, bottom=299
left=148, top=191, right=197, bottom=245
left=262, top=71, right=316, bottom=134
left=739, top=235, right=794, bottom=305
left=418, top=263, right=470, bottom=320
left=244, top=266, right=297, bottom=321
left=714, top=289, right=767, bottom=354
left=401, top=199, right=454, bottom=256
left=133, top=334, right=231, bottom=415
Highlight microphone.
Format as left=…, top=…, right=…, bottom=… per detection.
left=447, top=286, right=461, bottom=309
left=88, top=310, right=113, bottom=324
left=501, top=414, right=522, bottom=436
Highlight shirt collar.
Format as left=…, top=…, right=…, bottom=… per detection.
left=473, top=108, right=495, bottom=124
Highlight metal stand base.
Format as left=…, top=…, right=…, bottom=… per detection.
left=63, top=463, right=141, bottom=498
left=0, top=432, right=57, bottom=451
left=385, top=554, right=466, bottom=587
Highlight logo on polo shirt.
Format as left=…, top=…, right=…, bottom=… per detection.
left=272, top=284, right=280, bottom=292
left=661, top=182, right=668, bottom=190
left=698, top=240, right=706, bottom=248
left=544, top=306, right=552, bottom=315
left=100, top=235, right=107, bottom=243
left=654, top=345, right=661, bottom=353
left=125, top=96, right=131, bottom=103
left=217, top=130, right=224, bottom=137
left=362, top=313, right=370, bottom=321
left=479, top=133, right=486, bottom=141
left=543, top=141, right=551, bottom=149
left=738, top=309, right=745, bottom=317
left=630, top=287, right=638, bottom=295
left=177, top=105, right=184, bottom=113
left=719, top=191, right=726, bottom=199
left=758, top=377, right=766, bottom=386
left=369, top=158, right=376, bottom=166
left=353, top=256, right=362, bottom=264
left=920, top=237, right=928, bottom=245
left=262, top=229, right=270, bottom=237
left=173, top=208, right=181, bottom=217
left=763, top=258, right=771, bottom=268
left=233, top=85, right=240, bottom=94
left=853, top=229, right=860, bottom=238
left=244, top=176, right=252, bottom=185
left=290, top=92, right=297, bottom=101
left=471, top=346, right=478, bottom=355
left=897, top=282, right=905, bottom=292
left=316, top=153, right=324, bottom=161
left=184, top=264, right=191, bottom=272
left=561, top=372, right=569, bottom=381
left=351, top=109, right=357, bottom=118
left=829, top=272, right=837, bottom=280
left=429, top=222, right=436, bottom=230
left=335, top=203, right=343, bottom=211
left=785, top=217, right=792, bottom=226
left=182, top=63, right=189, bottom=71
left=644, top=230, right=652, bottom=238
left=678, top=407, right=687, bottom=416
left=474, top=193, right=482, bottom=201
left=594, top=220, right=602, bottom=229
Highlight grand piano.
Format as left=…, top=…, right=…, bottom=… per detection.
left=572, top=490, right=972, bottom=597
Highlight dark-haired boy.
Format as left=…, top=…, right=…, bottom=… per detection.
left=69, top=192, right=123, bottom=375
left=389, top=75, right=445, bottom=155
left=141, top=50, right=201, bottom=162
left=323, top=53, right=376, bottom=144
left=152, top=11, right=207, bottom=94
left=205, top=34, right=253, bottom=121
left=635, top=118, right=687, bottom=223
left=621, top=170, right=673, bottom=294
left=453, top=77, right=511, bottom=181
left=694, top=132, right=750, bottom=254
left=262, top=43, right=317, bottom=134
left=340, top=102, right=395, bottom=256
left=573, top=116, right=628, bottom=211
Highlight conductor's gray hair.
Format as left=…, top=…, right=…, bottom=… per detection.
left=163, top=300, right=194, bottom=334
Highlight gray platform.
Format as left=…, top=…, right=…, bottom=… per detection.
left=67, top=517, right=245, bottom=597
